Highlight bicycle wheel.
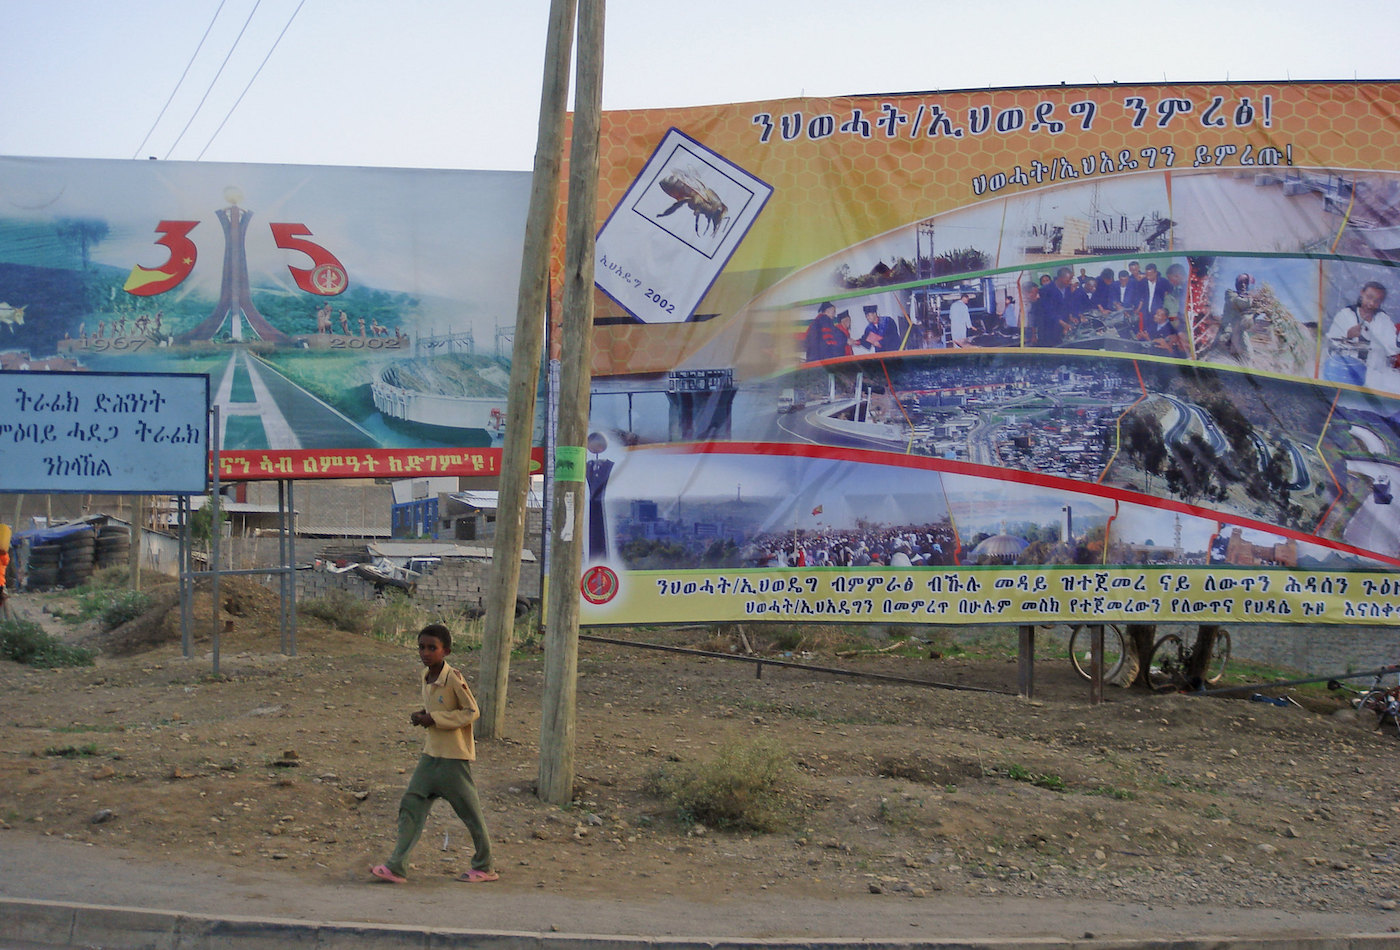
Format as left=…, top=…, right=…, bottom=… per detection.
left=1146, top=633, right=1186, bottom=691
left=1068, top=624, right=1130, bottom=683
left=1203, top=629, right=1232, bottom=685
left=1382, top=690, right=1400, bottom=735
left=1355, top=688, right=1391, bottom=724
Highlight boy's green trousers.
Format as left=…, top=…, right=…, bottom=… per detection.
left=386, top=754, right=492, bottom=876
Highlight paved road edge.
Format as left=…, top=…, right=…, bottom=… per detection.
left=4, top=897, right=1400, bottom=950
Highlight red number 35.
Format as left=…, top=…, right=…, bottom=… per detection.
left=124, top=220, right=350, bottom=298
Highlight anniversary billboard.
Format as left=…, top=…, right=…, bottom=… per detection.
left=0, top=157, right=536, bottom=481
left=572, top=81, right=1400, bottom=627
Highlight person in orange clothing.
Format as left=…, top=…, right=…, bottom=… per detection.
left=0, top=522, right=12, bottom=618
left=370, top=624, right=497, bottom=884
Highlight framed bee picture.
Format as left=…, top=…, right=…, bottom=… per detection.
left=594, top=127, right=772, bottom=324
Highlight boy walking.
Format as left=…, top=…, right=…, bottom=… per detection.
left=371, top=623, right=497, bottom=884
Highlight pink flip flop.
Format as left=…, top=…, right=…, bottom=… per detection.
left=370, top=864, right=407, bottom=884
left=456, top=869, right=499, bottom=883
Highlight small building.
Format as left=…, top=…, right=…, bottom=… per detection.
left=390, top=477, right=458, bottom=540
left=439, top=489, right=544, bottom=544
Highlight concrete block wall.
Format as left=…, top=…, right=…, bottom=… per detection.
left=295, top=557, right=541, bottom=614
left=415, top=559, right=485, bottom=613
left=1227, top=624, right=1400, bottom=677
left=295, top=565, right=380, bottom=602
left=414, top=558, right=542, bottom=613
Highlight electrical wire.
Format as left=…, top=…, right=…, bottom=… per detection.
left=131, top=0, right=229, bottom=160
left=196, top=0, right=306, bottom=161
left=162, top=0, right=265, bottom=160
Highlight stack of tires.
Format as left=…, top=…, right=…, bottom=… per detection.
left=25, top=543, right=62, bottom=590
left=58, top=530, right=96, bottom=589
left=95, top=525, right=131, bottom=571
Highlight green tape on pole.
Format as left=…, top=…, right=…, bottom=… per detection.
left=555, top=445, right=586, bottom=482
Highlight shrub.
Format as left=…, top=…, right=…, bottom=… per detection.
left=0, top=619, right=96, bottom=668
left=770, top=628, right=804, bottom=651
left=646, top=735, right=804, bottom=833
left=98, top=590, right=153, bottom=630
left=70, top=588, right=153, bottom=630
left=298, top=591, right=371, bottom=634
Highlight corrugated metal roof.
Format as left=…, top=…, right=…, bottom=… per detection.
left=190, top=498, right=290, bottom=515
left=448, top=490, right=543, bottom=510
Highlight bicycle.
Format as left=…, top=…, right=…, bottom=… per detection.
left=1145, top=628, right=1232, bottom=692
left=1060, top=623, right=1137, bottom=685
left=1327, top=668, right=1400, bottom=735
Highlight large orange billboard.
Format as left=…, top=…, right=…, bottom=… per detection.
left=572, top=81, right=1400, bottom=626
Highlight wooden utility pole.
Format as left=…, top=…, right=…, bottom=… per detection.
left=127, top=495, right=142, bottom=590
left=538, top=0, right=604, bottom=806
left=477, top=0, right=579, bottom=740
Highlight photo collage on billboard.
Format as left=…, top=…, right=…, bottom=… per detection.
left=570, top=85, right=1400, bottom=626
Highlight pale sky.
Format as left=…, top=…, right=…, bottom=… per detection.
left=2, top=0, right=1397, bottom=173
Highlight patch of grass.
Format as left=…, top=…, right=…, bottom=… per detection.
left=1000, top=763, right=1067, bottom=792
left=298, top=591, right=372, bottom=634
left=300, top=590, right=494, bottom=651
left=0, top=619, right=96, bottom=668
left=943, top=624, right=1025, bottom=660
left=770, top=624, right=868, bottom=654
left=50, top=723, right=120, bottom=734
left=44, top=743, right=100, bottom=758
left=367, top=592, right=480, bottom=650
left=1086, top=785, right=1137, bottom=800
left=646, top=735, right=806, bottom=833
left=366, top=591, right=425, bottom=645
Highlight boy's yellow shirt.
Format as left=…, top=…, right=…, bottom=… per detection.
left=420, top=660, right=478, bottom=760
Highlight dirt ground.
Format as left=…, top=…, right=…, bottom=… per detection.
left=1, top=578, right=1398, bottom=925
